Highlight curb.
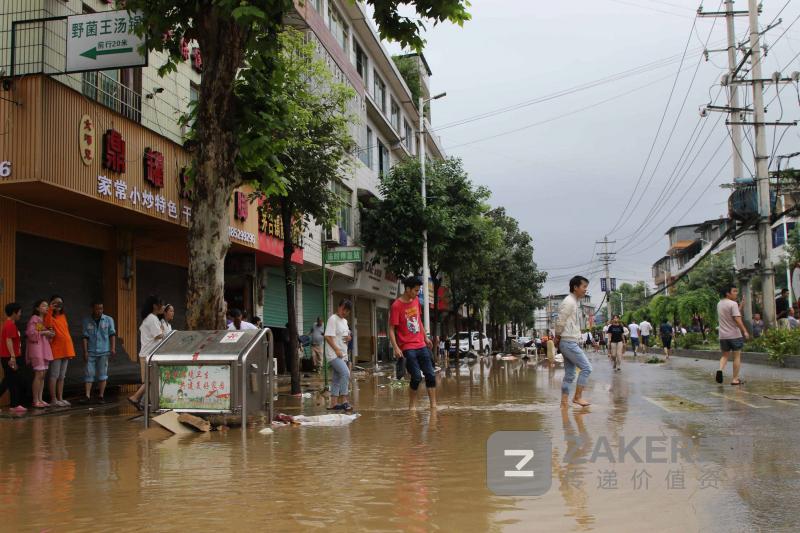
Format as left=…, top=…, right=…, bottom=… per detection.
left=673, top=348, right=800, bottom=368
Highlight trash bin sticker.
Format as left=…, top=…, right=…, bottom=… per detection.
left=158, top=365, right=232, bottom=410
left=220, top=331, right=246, bottom=343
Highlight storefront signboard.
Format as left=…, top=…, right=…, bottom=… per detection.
left=326, top=247, right=363, bottom=264
left=79, top=115, right=95, bottom=166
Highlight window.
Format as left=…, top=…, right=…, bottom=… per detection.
left=310, top=0, right=321, bottom=11
left=359, top=127, right=373, bottom=168
left=188, top=83, right=199, bottom=127
left=82, top=68, right=142, bottom=122
left=390, top=99, right=400, bottom=131
left=373, top=71, right=386, bottom=113
left=355, top=41, right=368, bottom=82
left=773, top=222, right=796, bottom=248
left=377, top=140, right=390, bottom=176
left=332, top=181, right=353, bottom=235
left=403, top=120, right=413, bottom=152
left=328, top=4, right=349, bottom=53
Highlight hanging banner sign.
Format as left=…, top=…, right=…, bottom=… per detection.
left=66, top=10, right=147, bottom=73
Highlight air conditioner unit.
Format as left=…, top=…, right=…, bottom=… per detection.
left=323, top=225, right=340, bottom=245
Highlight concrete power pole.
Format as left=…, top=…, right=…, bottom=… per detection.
left=747, top=0, right=776, bottom=328
left=596, top=236, right=616, bottom=320
left=700, top=0, right=753, bottom=326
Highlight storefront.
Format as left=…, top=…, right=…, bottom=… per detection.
left=0, top=76, right=294, bottom=366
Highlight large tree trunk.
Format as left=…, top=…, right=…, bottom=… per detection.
left=185, top=13, right=249, bottom=330
left=280, top=198, right=301, bottom=395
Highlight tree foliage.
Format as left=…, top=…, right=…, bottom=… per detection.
left=124, top=0, right=472, bottom=329
left=249, top=29, right=356, bottom=394
left=485, top=208, right=546, bottom=327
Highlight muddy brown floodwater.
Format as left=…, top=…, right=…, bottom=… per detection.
left=2, top=354, right=798, bottom=532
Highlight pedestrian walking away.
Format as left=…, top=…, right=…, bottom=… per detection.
left=627, top=320, right=640, bottom=356
left=82, top=301, right=116, bottom=403
left=639, top=318, right=653, bottom=355
left=45, top=295, right=76, bottom=407
left=716, top=285, right=749, bottom=385
left=659, top=319, right=674, bottom=360
left=325, top=299, right=353, bottom=411
left=388, top=275, right=437, bottom=410
left=1, top=302, right=26, bottom=412
left=556, top=276, right=592, bottom=408
left=607, top=315, right=626, bottom=372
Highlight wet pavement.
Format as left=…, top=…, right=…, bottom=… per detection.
left=2, top=350, right=799, bottom=532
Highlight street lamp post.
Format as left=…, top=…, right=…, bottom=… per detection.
left=420, top=91, right=446, bottom=337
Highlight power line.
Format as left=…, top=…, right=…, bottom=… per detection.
left=605, top=12, right=701, bottom=236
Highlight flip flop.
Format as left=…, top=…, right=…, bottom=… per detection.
left=730, top=380, right=744, bottom=386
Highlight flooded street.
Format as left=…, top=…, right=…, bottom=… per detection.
left=2, top=353, right=800, bottom=532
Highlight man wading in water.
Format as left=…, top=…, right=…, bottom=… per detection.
left=555, top=276, right=593, bottom=408
left=388, top=276, right=437, bottom=410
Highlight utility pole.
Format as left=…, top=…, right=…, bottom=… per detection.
left=699, top=0, right=754, bottom=325
left=748, top=0, right=776, bottom=328
left=419, top=92, right=446, bottom=337
left=596, top=236, right=616, bottom=320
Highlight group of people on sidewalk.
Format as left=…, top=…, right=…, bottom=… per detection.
left=0, top=296, right=121, bottom=411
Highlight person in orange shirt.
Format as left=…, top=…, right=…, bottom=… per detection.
left=45, top=295, right=76, bottom=407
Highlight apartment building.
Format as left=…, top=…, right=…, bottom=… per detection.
left=0, top=0, right=448, bottom=372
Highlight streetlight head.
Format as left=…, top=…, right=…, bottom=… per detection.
left=432, top=92, right=446, bottom=100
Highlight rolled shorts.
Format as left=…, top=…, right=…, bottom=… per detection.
left=85, top=353, right=110, bottom=383
left=661, top=336, right=672, bottom=350
left=641, top=335, right=650, bottom=346
left=720, top=337, right=744, bottom=352
left=631, top=337, right=640, bottom=347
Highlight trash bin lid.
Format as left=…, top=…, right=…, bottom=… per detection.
left=151, top=330, right=264, bottom=360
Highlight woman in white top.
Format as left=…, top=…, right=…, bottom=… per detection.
left=128, top=295, right=165, bottom=408
left=160, top=304, right=175, bottom=335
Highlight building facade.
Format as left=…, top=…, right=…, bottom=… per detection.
left=0, top=0, right=447, bottom=374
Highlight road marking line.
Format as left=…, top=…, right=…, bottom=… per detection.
left=737, top=390, right=799, bottom=407
left=709, top=391, right=769, bottom=408
left=642, top=396, right=674, bottom=413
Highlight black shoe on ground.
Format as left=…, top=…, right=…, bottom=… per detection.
left=97, top=397, right=105, bottom=404
left=715, top=370, right=723, bottom=384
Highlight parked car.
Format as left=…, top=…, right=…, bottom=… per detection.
left=449, top=331, right=492, bottom=355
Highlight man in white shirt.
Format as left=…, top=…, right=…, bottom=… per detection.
left=228, top=309, right=258, bottom=331
left=555, top=276, right=593, bottom=408
left=627, top=321, right=640, bottom=356
left=325, top=300, right=353, bottom=411
left=639, top=319, right=653, bottom=355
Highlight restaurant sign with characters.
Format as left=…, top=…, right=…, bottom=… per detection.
left=158, top=365, right=231, bottom=411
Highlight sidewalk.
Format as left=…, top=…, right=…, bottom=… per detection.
left=672, top=347, right=800, bottom=369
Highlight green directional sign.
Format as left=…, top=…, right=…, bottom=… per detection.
left=325, top=247, right=363, bottom=264
left=80, top=46, right=134, bottom=60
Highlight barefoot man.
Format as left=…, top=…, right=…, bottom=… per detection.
left=389, top=276, right=437, bottom=410
left=556, top=276, right=593, bottom=408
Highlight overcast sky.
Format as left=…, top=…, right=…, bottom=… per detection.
left=385, top=0, right=800, bottom=302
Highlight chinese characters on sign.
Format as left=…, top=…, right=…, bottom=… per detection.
left=258, top=203, right=304, bottom=247
left=102, top=129, right=125, bottom=173
left=143, top=148, right=164, bottom=187
left=235, top=191, right=249, bottom=221
left=79, top=115, right=95, bottom=166
left=66, top=10, right=147, bottom=72
left=158, top=365, right=231, bottom=411
left=325, top=247, right=364, bottom=264
left=97, top=175, right=178, bottom=219
left=191, top=47, right=203, bottom=73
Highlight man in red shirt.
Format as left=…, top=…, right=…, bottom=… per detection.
left=389, top=276, right=436, bottom=409
left=1, top=302, right=26, bottom=412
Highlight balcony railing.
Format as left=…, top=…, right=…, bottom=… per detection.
left=81, top=71, right=141, bottom=123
